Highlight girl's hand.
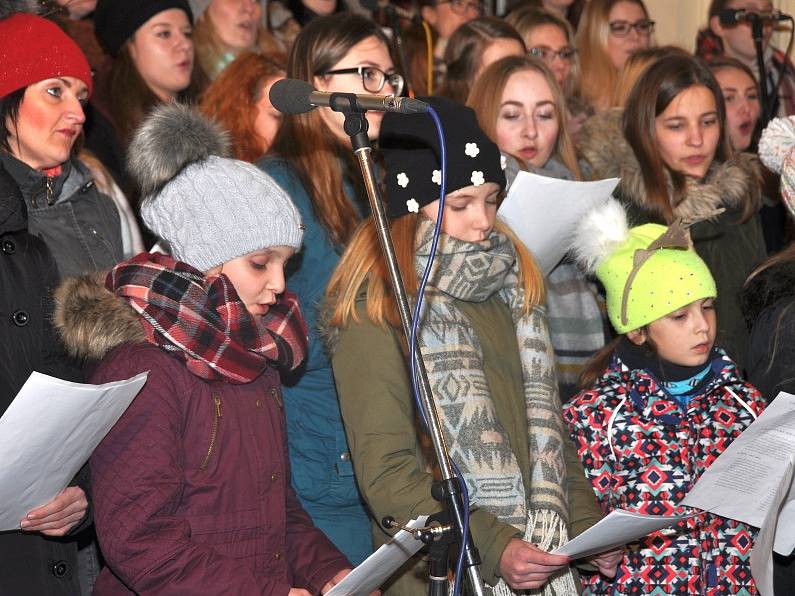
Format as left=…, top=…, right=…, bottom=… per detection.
left=498, top=538, right=571, bottom=590
left=587, top=547, right=624, bottom=578
left=320, top=569, right=380, bottom=596
left=20, top=486, right=88, bottom=536
left=288, top=590, right=312, bottom=596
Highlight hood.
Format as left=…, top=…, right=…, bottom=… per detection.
left=578, top=108, right=761, bottom=221
left=741, top=259, right=795, bottom=328
left=54, top=273, right=146, bottom=361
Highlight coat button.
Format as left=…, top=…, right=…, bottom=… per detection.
left=51, top=560, right=68, bottom=578
left=1, top=239, right=15, bottom=254
left=12, top=310, right=29, bottom=327
left=271, top=473, right=278, bottom=482
left=274, top=551, right=282, bottom=560
left=340, top=452, right=350, bottom=461
left=256, top=400, right=261, bottom=408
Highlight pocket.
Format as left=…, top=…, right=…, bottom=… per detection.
left=199, top=393, right=222, bottom=471
left=188, top=508, right=265, bottom=559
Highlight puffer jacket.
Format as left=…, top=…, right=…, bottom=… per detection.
left=578, top=109, right=767, bottom=370
left=564, top=347, right=764, bottom=595
left=54, top=275, right=350, bottom=595
left=0, top=152, right=123, bottom=277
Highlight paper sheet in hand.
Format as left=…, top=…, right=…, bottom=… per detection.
left=497, top=172, right=619, bottom=275
left=326, top=516, right=429, bottom=596
left=0, top=371, right=147, bottom=531
left=552, top=509, right=695, bottom=559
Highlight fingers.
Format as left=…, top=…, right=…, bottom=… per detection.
left=499, top=539, right=570, bottom=589
left=21, top=487, right=88, bottom=534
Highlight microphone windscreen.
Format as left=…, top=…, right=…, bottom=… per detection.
left=270, top=79, right=316, bottom=115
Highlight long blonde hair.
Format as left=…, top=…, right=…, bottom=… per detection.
left=576, top=0, right=650, bottom=112
left=467, top=55, right=582, bottom=180
left=326, top=215, right=545, bottom=330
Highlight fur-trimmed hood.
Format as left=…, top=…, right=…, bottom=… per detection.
left=578, top=108, right=761, bottom=221
left=54, top=274, right=145, bottom=361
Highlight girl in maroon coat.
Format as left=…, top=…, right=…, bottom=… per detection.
left=55, top=104, right=352, bottom=595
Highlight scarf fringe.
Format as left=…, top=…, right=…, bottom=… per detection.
left=492, top=511, right=579, bottom=596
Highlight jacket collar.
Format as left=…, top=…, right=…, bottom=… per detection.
left=577, top=108, right=760, bottom=221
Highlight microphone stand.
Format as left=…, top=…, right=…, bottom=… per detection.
left=331, top=93, right=485, bottom=596
left=750, top=14, right=773, bottom=125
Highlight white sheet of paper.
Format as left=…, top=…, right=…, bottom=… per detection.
left=326, top=516, right=429, bottom=596
left=552, top=509, right=695, bottom=559
left=750, top=461, right=794, bottom=596
left=0, top=371, right=147, bottom=531
left=682, top=392, right=795, bottom=533
left=497, top=172, right=619, bottom=275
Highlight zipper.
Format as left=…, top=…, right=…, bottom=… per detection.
left=46, top=175, right=54, bottom=206
left=200, top=393, right=222, bottom=470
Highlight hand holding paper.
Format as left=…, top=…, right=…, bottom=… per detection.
left=21, top=485, right=88, bottom=536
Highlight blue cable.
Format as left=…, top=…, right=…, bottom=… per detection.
left=407, top=106, right=470, bottom=596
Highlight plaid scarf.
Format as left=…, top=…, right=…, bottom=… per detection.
left=106, top=252, right=307, bottom=383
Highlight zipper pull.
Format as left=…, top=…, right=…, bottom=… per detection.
left=46, top=175, right=54, bottom=206
left=214, top=394, right=222, bottom=418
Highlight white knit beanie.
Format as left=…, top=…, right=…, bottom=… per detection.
left=128, top=103, right=303, bottom=271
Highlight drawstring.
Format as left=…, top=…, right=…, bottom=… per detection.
left=724, top=387, right=759, bottom=421
left=607, top=395, right=628, bottom=459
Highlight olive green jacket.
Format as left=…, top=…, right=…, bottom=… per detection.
left=331, top=292, right=602, bottom=594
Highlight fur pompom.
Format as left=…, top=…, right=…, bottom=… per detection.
left=572, top=197, right=629, bottom=274
left=0, top=0, right=37, bottom=19
left=127, top=103, right=230, bottom=197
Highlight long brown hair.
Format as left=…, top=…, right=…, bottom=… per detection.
left=622, top=53, right=758, bottom=222
left=105, top=44, right=205, bottom=145
left=326, top=215, right=545, bottom=330
left=199, top=51, right=286, bottom=162
left=467, top=55, right=582, bottom=179
left=437, top=17, right=525, bottom=104
left=576, top=0, right=650, bottom=112
left=611, top=45, right=689, bottom=108
left=269, top=13, right=394, bottom=247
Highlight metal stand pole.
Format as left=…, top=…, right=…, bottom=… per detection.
left=752, top=15, right=774, bottom=125
left=332, top=94, right=484, bottom=596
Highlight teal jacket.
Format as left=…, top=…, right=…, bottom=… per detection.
left=257, top=156, right=372, bottom=565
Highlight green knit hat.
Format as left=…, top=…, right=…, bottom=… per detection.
left=575, top=199, right=717, bottom=334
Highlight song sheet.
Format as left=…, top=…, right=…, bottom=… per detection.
left=552, top=509, right=695, bottom=560
left=326, top=516, right=429, bottom=596
left=497, top=172, right=619, bottom=275
left=0, top=371, right=147, bottom=530
left=681, top=392, right=795, bottom=595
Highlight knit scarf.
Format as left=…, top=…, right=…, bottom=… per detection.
left=414, top=218, right=577, bottom=595
left=106, top=252, right=308, bottom=383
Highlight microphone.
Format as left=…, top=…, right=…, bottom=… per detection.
left=269, top=79, right=429, bottom=115
left=718, top=8, right=789, bottom=25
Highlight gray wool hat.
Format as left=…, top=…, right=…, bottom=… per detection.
left=129, top=103, right=303, bottom=271
left=187, top=0, right=211, bottom=18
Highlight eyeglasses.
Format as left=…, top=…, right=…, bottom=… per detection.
left=320, top=66, right=405, bottom=96
left=436, top=0, right=484, bottom=16
left=608, top=19, right=655, bottom=37
left=529, top=46, right=578, bottom=63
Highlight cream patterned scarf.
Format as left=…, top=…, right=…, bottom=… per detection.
left=414, top=218, right=578, bottom=595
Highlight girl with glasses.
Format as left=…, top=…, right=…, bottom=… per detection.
left=255, top=12, right=401, bottom=566
left=576, top=0, right=654, bottom=113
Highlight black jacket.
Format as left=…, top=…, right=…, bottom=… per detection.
left=0, top=161, right=85, bottom=595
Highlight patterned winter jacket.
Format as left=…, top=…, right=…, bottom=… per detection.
left=563, top=348, right=764, bottom=595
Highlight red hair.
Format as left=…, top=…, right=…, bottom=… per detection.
left=199, top=52, right=286, bottom=162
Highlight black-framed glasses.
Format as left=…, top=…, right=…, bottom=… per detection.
left=529, top=46, right=578, bottom=63
left=320, top=66, right=405, bottom=96
left=608, top=19, right=655, bottom=37
left=436, top=0, right=484, bottom=16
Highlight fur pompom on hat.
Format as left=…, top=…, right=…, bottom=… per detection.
left=129, top=103, right=303, bottom=271
left=574, top=198, right=716, bottom=334
left=94, top=0, right=193, bottom=57
left=0, top=1, right=93, bottom=98
left=759, top=115, right=795, bottom=218
left=379, top=96, right=505, bottom=218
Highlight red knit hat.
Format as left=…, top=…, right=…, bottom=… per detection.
left=0, top=13, right=93, bottom=98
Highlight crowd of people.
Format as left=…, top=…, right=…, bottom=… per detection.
left=2, top=0, right=795, bottom=593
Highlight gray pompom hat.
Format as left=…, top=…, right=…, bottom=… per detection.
left=128, top=103, right=303, bottom=271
